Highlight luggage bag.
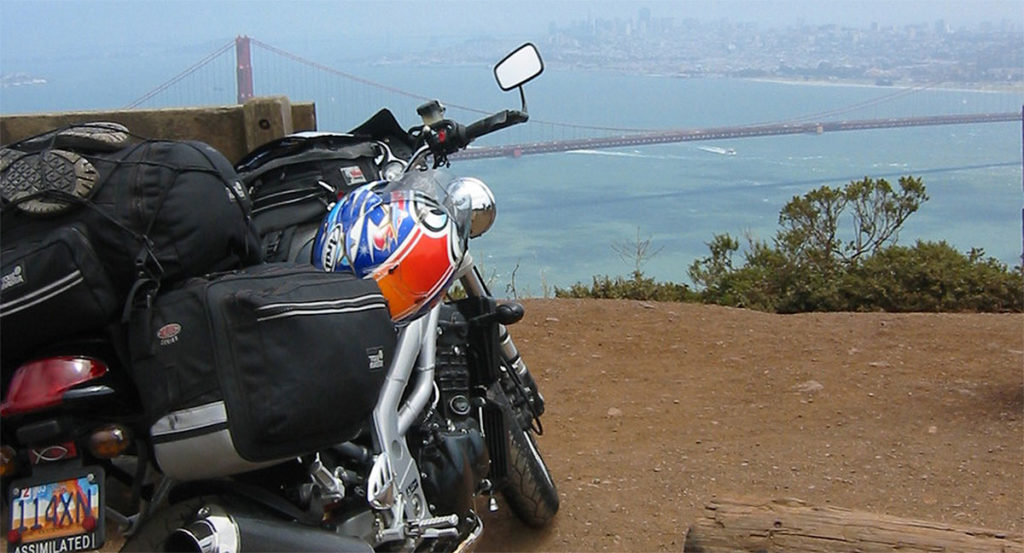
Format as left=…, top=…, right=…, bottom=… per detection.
left=1, top=127, right=262, bottom=364
left=237, top=135, right=381, bottom=262
left=128, top=263, right=396, bottom=479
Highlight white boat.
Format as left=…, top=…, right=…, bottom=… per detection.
left=697, top=146, right=737, bottom=155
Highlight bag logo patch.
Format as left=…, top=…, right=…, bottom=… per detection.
left=157, top=323, right=182, bottom=346
left=367, top=347, right=385, bottom=371
left=340, top=166, right=367, bottom=186
left=1, top=265, right=25, bottom=291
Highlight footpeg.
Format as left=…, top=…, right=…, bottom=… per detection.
left=309, top=454, right=346, bottom=501
left=407, top=514, right=460, bottom=539
left=412, top=514, right=459, bottom=530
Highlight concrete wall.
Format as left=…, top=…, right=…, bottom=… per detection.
left=0, top=96, right=316, bottom=163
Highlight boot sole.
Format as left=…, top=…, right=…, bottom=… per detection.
left=55, top=121, right=130, bottom=151
left=0, top=148, right=99, bottom=215
left=18, top=121, right=130, bottom=153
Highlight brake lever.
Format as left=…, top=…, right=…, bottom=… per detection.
left=421, top=120, right=470, bottom=168
left=421, top=126, right=448, bottom=168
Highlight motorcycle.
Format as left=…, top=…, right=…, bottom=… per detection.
left=0, top=43, right=556, bottom=553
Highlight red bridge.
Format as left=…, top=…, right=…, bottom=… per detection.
left=454, top=112, right=1022, bottom=160
left=129, top=36, right=1023, bottom=161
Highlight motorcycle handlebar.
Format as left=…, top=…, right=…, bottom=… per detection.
left=413, top=109, right=529, bottom=167
left=465, top=110, right=529, bottom=142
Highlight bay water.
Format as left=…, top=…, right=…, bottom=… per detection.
left=444, top=68, right=1023, bottom=297
left=3, top=56, right=1021, bottom=297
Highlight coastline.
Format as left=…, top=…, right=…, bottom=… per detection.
left=739, top=75, right=1024, bottom=95
left=542, top=61, right=1024, bottom=95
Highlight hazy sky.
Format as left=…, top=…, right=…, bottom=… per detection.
left=2, top=0, right=1022, bottom=62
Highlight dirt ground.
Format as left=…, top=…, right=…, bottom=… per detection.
left=475, top=298, right=1024, bottom=552
left=12, top=299, right=1020, bottom=552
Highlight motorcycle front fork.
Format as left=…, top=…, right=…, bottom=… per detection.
left=459, top=265, right=545, bottom=419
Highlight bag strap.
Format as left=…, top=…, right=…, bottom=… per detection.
left=109, top=140, right=260, bottom=317
left=182, top=141, right=262, bottom=262
left=3, top=188, right=139, bottom=241
left=75, top=138, right=261, bottom=269
left=116, top=141, right=261, bottom=315
left=3, top=137, right=262, bottom=320
left=2, top=188, right=165, bottom=322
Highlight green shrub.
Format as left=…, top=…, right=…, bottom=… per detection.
left=562, top=175, right=1022, bottom=313
left=555, top=272, right=696, bottom=302
left=685, top=176, right=1022, bottom=313
left=844, top=241, right=1024, bottom=312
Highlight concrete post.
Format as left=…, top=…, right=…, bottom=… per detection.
left=242, top=96, right=294, bottom=154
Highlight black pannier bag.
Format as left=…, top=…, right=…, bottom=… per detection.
left=1, top=129, right=262, bottom=364
left=0, top=224, right=119, bottom=357
left=236, top=134, right=382, bottom=263
left=128, top=263, right=395, bottom=479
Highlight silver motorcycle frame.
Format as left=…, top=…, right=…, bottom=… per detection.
left=366, top=303, right=449, bottom=546
left=362, top=258, right=532, bottom=549
left=362, top=259, right=477, bottom=547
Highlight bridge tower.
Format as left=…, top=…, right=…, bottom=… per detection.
left=235, top=35, right=254, bottom=104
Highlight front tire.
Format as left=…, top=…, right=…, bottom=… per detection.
left=502, top=425, right=559, bottom=527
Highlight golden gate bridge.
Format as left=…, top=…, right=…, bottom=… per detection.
left=126, top=36, right=1023, bottom=161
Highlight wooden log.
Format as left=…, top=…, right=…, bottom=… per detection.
left=683, top=497, right=1024, bottom=553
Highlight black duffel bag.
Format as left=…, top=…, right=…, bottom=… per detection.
left=1, top=125, right=262, bottom=363
left=128, top=263, right=395, bottom=477
left=236, top=133, right=383, bottom=263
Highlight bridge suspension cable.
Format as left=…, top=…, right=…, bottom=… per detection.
left=124, top=37, right=1016, bottom=145
left=124, top=40, right=235, bottom=109
left=761, top=82, right=941, bottom=125
left=249, top=39, right=659, bottom=134
left=250, top=38, right=495, bottom=117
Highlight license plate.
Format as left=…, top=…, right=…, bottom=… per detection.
left=7, top=466, right=104, bottom=553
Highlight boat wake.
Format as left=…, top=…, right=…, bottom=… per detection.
left=697, top=146, right=737, bottom=155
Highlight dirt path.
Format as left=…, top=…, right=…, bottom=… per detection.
left=13, top=299, right=1019, bottom=552
left=476, top=299, right=1023, bottom=552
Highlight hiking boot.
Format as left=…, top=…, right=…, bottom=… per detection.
left=0, top=148, right=99, bottom=215
left=18, top=121, right=130, bottom=153
left=56, top=121, right=130, bottom=151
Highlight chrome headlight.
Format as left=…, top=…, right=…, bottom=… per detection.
left=446, top=177, right=496, bottom=238
left=381, top=160, right=406, bottom=182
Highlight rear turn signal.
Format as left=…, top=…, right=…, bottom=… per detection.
left=89, top=425, right=131, bottom=458
left=0, top=445, right=17, bottom=478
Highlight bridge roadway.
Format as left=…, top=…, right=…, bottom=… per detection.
left=453, top=112, right=1021, bottom=160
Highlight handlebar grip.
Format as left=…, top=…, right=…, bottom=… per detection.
left=466, top=110, right=529, bottom=141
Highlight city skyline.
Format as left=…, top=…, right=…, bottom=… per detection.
left=2, top=1, right=1022, bottom=65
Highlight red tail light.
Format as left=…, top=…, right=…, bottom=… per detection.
left=0, top=356, right=108, bottom=416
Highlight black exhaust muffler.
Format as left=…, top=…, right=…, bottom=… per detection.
left=165, top=505, right=372, bottom=553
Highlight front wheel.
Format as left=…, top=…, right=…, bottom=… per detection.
left=502, top=425, right=559, bottom=527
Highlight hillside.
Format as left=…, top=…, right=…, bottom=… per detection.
left=478, top=299, right=1023, bottom=552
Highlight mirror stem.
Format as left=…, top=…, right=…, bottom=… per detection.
left=518, top=86, right=529, bottom=115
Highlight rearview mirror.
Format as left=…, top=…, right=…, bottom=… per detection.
left=494, top=43, right=544, bottom=91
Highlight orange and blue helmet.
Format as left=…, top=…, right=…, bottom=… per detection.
left=313, top=179, right=467, bottom=322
